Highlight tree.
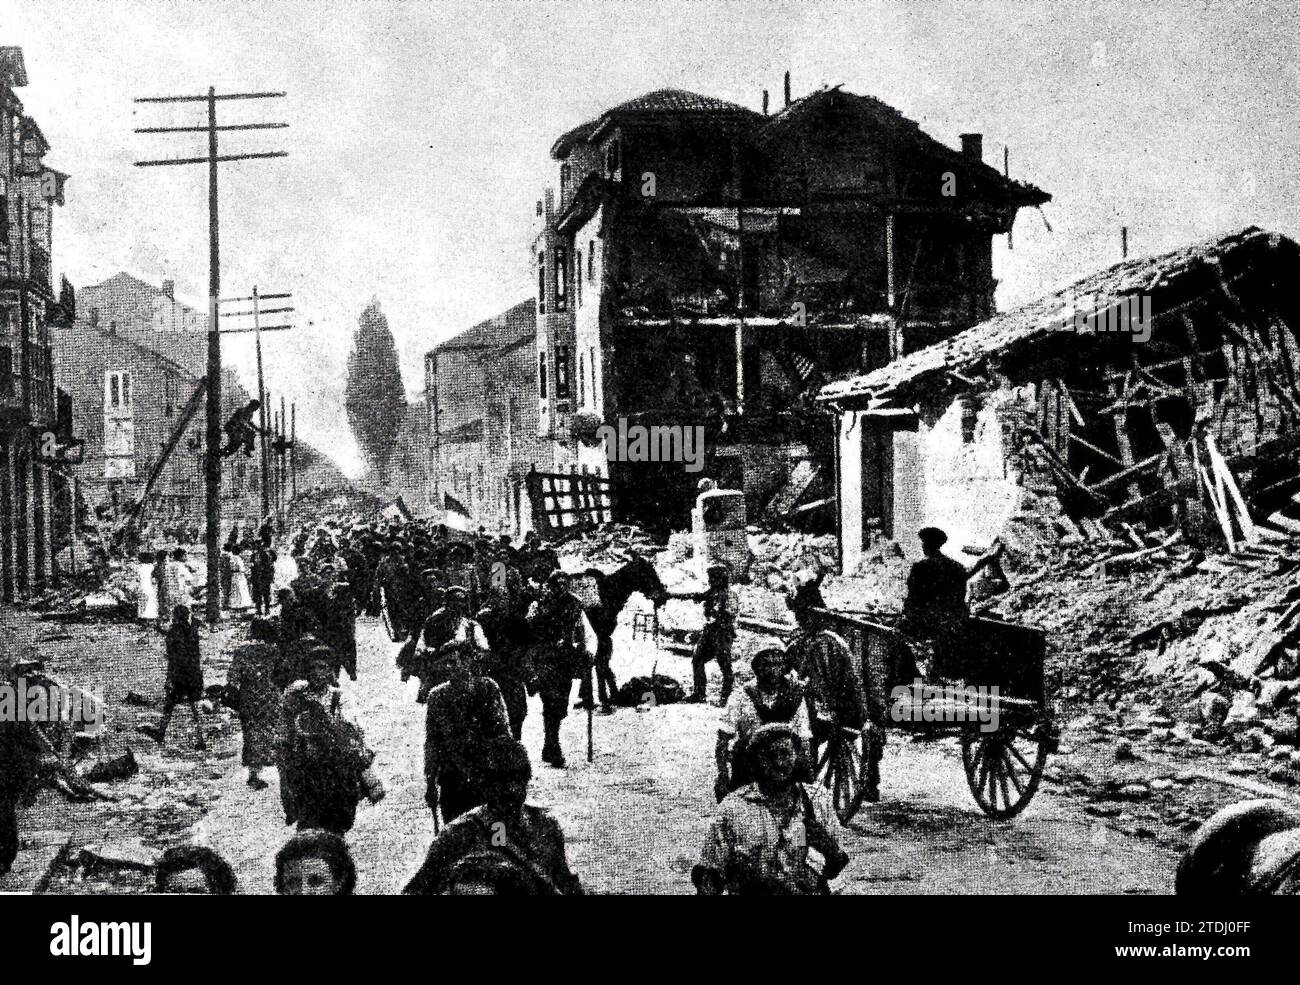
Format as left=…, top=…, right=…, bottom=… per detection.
left=345, top=298, right=405, bottom=486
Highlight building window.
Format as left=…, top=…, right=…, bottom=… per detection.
left=555, top=345, right=571, bottom=400
left=0, top=188, right=8, bottom=246
left=578, top=352, right=586, bottom=406
left=590, top=346, right=597, bottom=407
left=106, top=370, right=132, bottom=412
left=575, top=252, right=582, bottom=307
left=537, top=252, right=546, bottom=315
left=588, top=241, right=594, bottom=280
left=555, top=246, right=568, bottom=311
left=538, top=351, right=548, bottom=400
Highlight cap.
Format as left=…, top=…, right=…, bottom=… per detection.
left=918, top=526, right=948, bottom=548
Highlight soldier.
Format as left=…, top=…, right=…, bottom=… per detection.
left=408, top=586, right=490, bottom=702
left=526, top=570, right=597, bottom=768
left=373, top=539, right=417, bottom=642
left=476, top=586, right=533, bottom=740
left=424, top=644, right=513, bottom=823
left=674, top=562, right=739, bottom=705
left=404, top=737, right=583, bottom=895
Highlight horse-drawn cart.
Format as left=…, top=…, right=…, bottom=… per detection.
left=799, top=608, right=1055, bottom=824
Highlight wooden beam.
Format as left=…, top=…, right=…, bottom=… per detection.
left=1086, top=452, right=1164, bottom=492
left=1069, top=432, right=1124, bottom=465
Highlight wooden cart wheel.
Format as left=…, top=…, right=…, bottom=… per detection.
left=802, top=630, right=871, bottom=824
left=960, top=722, right=1049, bottom=820
left=813, top=724, right=870, bottom=825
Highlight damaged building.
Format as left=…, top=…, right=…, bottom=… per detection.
left=1, top=46, right=77, bottom=600
left=820, top=226, right=1300, bottom=569
left=424, top=299, right=553, bottom=535
left=534, top=80, right=1050, bottom=531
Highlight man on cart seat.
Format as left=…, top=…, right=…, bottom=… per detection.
left=901, top=527, right=1003, bottom=680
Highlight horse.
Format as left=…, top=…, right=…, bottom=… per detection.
left=1177, top=798, right=1300, bottom=895
left=579, top=554, right=669, bottom=710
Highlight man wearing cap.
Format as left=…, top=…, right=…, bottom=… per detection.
left=715, top=645, right=811, bottom=802
left=694, top=722, right=849, bottom=895
left=409, top=586, right=491, bottom=702
left=526, top=570, right=597, bottom=768
left=902, top=527, right=1002, bottom=678
left=423, top=641, right=512, bottom=822
left=673, top=562, right=738, bottom=705
left=404, top=737, right=583, bottom=895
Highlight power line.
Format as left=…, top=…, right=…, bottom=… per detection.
left=132, top=86, right=288, bottom=627
left=218, top=286, right=299, bottom=518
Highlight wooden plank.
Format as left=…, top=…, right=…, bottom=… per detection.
left=1204, top=433, right=1258, bottom=544
left=1198, top=458, right=1237, bottom=552
left=1069, top=432, right=1125, bottom=465
left=1085, top=452, right=1163, bottom=492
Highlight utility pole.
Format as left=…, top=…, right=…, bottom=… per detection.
left=290, top=402, right=298, bottom=504
left=217, top=286, right=295, bottom=520
left=279, top=394, right=287, bottom=528
left=134, top=88, right=287, bottom=626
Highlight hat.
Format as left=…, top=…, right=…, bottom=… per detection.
left=547, top=569, right=571, bottom=586
left=750, top=645, right=787, bottom=670
left=747, top=722, right=800, bottom=757
left=479, top=737, right=532, bottom=779
left=446, top=586, right=469, bottom=600
left=707, top=562, right=730, bottom=580
left=918, top=526, right=948, bottom=548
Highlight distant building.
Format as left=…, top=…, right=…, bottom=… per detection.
left=423, top=299, right=549, bottom=534
left=53, top=272, right=346, bottom=534
left=1, top=46, right=76, bottom=600
left=535, top=83, right=1051, bottom=528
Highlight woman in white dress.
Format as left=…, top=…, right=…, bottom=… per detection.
left=228, top=547, right=254, bottom=612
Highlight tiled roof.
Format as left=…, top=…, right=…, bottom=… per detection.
left=818, top=226, right=1293, bottom=407
left=756, top=86, right=1050, bottom=207
left=431, top=299, right=536, bottom=355
left=551, top=88, right=760, bottom=158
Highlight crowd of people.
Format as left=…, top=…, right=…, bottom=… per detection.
left=14, top=508, right=1187, bottom=896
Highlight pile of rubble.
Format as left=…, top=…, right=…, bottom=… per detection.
left=990, top=507, right=1300, bottom=783
left=558, top=523, right=662, bottom=568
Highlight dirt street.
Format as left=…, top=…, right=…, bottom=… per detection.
left=186, top=611, right=1179, bottom=895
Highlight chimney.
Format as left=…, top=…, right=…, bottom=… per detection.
left=162, top=278, right=175, bottom=300
left=959, top=133, right=983, bottom=162
left=762, top=89, right=769, bottom=116
left=783, top=71, right=791, bottom=107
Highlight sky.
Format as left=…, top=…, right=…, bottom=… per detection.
left=7, top=0, right=1299, bottom=477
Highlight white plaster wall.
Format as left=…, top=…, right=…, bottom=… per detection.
left=921, top=392, right=1024, bottom=550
